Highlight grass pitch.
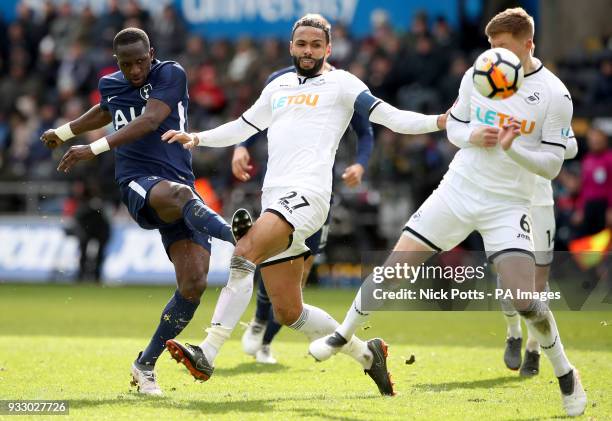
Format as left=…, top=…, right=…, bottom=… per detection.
left=0, top=283, right=610, bottom=420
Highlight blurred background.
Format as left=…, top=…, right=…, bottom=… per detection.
left=0, top=0, right=609, bottom=285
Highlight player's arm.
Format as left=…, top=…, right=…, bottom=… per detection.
left=446, top=69, right=499, bottom=149
left=501, top=93, right=573, bottom=179
left=342, top=113, right=374, bottom=187
left=565, top=133, right=578, bottom=159
left=163, top=87, right=273, bottom=149
left=57, top=99, right=171, bottom=172
left=40, top=105, right=112, bottom=149
left=338, top=70, right=444, bottom=135
left=367, top=98, right=445, bottom=133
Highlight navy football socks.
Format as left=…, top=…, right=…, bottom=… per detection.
left=263, top=316, right=283, bottom=345
left=137, top=290, right=199, bottom=367
left=255, top=271, right=271, bottom=322
left=182, top=199, right=234, bottom=244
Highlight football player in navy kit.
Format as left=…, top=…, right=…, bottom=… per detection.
left=40, top=28, right=250, bottom=395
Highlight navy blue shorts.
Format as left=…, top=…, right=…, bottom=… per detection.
left=305, top=206, right=331, bottom=255
left=119, top=176, right=212, bottom=258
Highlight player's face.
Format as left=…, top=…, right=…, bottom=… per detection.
left=290, top=26, right=331, bottom=77
left=115, top=41, right=154, bottom=87
left=489, top=32, right=533, bottom=65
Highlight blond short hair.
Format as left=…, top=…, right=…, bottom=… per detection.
left=485, top=7, right=534, bottom=40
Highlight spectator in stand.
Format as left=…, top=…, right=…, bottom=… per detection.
left=151, top=4, right=187, bottom=60
left=191, top=65, right=227, bottom=116
left=572, top=128, right=612, bottom=237
left=587, top=56, right=612, bottom=114
left=49, top=2, right=80, bottom=54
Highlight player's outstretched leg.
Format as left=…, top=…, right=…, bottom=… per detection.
left=497, top=256, right=586, bottom=416
left=242, top=271, right=269, bottom=357
left=499, top=275, right=523, bottom=370
left=132, top=290, right=200, bottom=395
left=167, top=209, right=254, bottom=381
left=309, top=289, right=368, bottom=362
left=310, top=233, right=434, bottom=362
left=518, top=302, right=587, bottom=416
left=132, top=239, right=209, bottom=394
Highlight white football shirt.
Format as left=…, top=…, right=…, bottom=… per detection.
left=449, top=60, right=573, bottom=202
left=241, top=70, right=363, bottom=195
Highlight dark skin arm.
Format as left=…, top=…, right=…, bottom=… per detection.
left=40, top=104, right=113, bottom=149
left=57, top=98, right=171, bottom=173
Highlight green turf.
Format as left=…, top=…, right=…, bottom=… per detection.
left=0, top=284, right=610, bottom=420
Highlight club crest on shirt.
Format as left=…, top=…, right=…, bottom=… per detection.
left=140, top=83, right=153, bottom=100
left=524, top=91, right=540, bottom=105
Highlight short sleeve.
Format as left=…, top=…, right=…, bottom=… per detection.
left=449, top=68, right=473, bottom=123
left=541, top=89, right=573, bottom=151
left=98, top=78, right=109, bottom=111
left=241, top=85, right=273, bottom=131
left=336, top=70, right=382, bottom=118
left=149, top=63, right=187, bottom=108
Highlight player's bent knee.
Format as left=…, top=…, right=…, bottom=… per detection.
left=233, top=237, right=259, bottom=262
left=517, top=300, right=549, bottom=321
left=170, top=184, right=195, bottom=208
left=273, top=306, right=302, bottom=326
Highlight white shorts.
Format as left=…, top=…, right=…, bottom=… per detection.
left=531, top=204, right=555, bottom=266
left=260, top=187, right=330, bottom=266
left=404, top=171, right=534, bottom=262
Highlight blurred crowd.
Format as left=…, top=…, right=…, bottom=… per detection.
left=0, top=1, right=610, bottom=258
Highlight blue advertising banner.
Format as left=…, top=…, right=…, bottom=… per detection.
left=177, top=0, right=460, bottom=39
left=2, top=0, right=465, bottom=39
left=0, top=217, right=232, bottom=285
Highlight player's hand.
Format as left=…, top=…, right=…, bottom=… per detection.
left=499, top=118, right=521, bottom=151
left=232, top=146, right=253, bottom=181
left=40, top=129, right=62, bottom=149
left=161, top=130, right=199, bottom=149
left=342, top=163, right=365, bottom=188
left=437, top=110, right=449, bottom=130
left=57, top=145, right=95, bottom=173
left=469, top=126, right=500, bottom=148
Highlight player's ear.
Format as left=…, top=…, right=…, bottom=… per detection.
left=325, top=42, right=331, bottom=58
left=149, top=47, right=155, bottom=60
left=289, top=40, right=294, bottom=55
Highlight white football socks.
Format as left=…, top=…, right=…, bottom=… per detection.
left=521, top=302, right=572, bottom=377
left=336, top=289, right=370, bottom=341
left=200, top=255, right=255, bottom=363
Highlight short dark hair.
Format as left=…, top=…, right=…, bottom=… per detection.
left=291, top=14, right=331, bottom=44
left=113, top=27, right=150, bottom=53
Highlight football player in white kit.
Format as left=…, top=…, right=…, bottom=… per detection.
left=161, top=15, right=446, bottom=395
left=501, top=138, right=577, bottom=376
left=309, top=7, right=587, bottom=416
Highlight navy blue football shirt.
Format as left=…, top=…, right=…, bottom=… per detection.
left=99, top=59, right=193, bottom=185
